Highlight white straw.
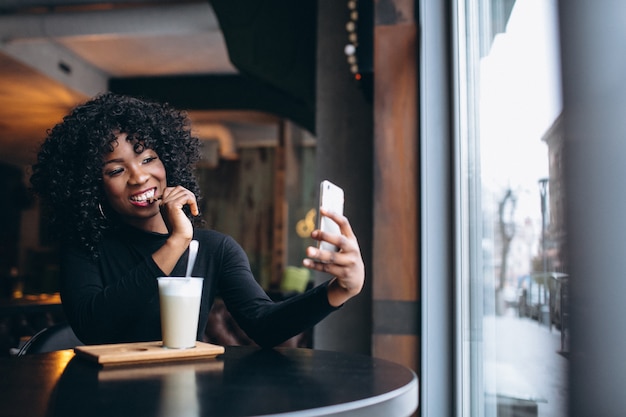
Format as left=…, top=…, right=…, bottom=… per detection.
left=185, top=240, right=199, bottom=277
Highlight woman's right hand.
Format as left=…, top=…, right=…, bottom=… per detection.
left=152, top=186, right=199, bottom=275
left=159, top=185, right=199, bottom=241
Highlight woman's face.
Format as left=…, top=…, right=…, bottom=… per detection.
left=101, top=133, right=168, bottom=233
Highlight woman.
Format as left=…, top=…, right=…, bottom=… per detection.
left=30, top=93, right=364, bottom=347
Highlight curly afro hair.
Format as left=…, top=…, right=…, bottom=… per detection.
left=30, top=92, right=202, bottom=258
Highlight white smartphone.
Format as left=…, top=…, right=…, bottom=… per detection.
left=317, top=180, right=344, bottom=252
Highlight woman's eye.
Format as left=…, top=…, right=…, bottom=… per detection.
left=106, top=168, right=124, bottom=177
left=143, top=156, right=158, bottom=164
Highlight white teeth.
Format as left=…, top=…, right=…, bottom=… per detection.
left=130, top=189, right=155, bottom=202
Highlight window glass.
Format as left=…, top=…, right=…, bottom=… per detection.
left=456, top=0, right=567, bottom=415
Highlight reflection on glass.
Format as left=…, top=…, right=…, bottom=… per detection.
left=457, top=0, right=567, bottom=415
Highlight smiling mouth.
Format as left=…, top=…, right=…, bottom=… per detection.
left=130, top=188, right=157, bottom=204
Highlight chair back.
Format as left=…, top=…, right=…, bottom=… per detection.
left=17, top=322, right=83, bottom=356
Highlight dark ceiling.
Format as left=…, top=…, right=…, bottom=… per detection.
left=0, top=0, right=316, bottom=167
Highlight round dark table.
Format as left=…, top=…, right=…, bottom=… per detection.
left=1, top=346, right=418, bottom=417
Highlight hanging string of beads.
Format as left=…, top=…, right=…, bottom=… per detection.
left=344, top=0, right=362, bottom=81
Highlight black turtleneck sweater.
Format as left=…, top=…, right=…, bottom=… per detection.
left=60, top=227, right=338, bottom=347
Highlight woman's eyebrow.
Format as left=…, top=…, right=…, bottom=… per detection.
left=102, top=158, right=124, bottom=166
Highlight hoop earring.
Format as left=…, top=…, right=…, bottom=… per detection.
left=98, top=203, right=107, bottom=220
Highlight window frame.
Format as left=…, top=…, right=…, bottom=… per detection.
left=419, top=0, right=456, bottom=416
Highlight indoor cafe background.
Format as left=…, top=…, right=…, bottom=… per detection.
left=1, top=1, right=626, bottom=417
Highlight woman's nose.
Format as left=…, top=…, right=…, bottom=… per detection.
left=128, top=165, right=149, bottom=185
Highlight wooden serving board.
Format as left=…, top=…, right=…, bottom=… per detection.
left=74, top=341, right=225, bottom=366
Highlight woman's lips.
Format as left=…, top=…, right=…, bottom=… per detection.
left=129, top=188, right=157, bottom=205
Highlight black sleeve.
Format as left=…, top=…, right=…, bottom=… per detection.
left=59, top=245, right=164, bottom=344
left=216, top=236, right=340, bottom=348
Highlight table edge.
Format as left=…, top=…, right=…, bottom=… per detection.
left=262, top=372, right=419, bottom=417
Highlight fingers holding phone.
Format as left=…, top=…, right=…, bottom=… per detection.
left=314, top=209, right=350, bottom=252
left=307, top=209, right=359, bottom=266
left=302, top=180, right=365, bottom=306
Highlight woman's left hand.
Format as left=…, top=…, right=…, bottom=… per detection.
left=302, top=208, right=365, bottom=307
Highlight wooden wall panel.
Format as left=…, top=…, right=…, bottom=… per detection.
left=197, top=149, right=275, bottom=288
left=373, top=334, right=420, bottom=372
left=372, top=0, right=420, bottom=375
left=271, top=121, right=287, bottom=289
left=373, top=23, right=419, bottom=301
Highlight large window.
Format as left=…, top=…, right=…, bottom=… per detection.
left=455, top=0, right=566, bottom=415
